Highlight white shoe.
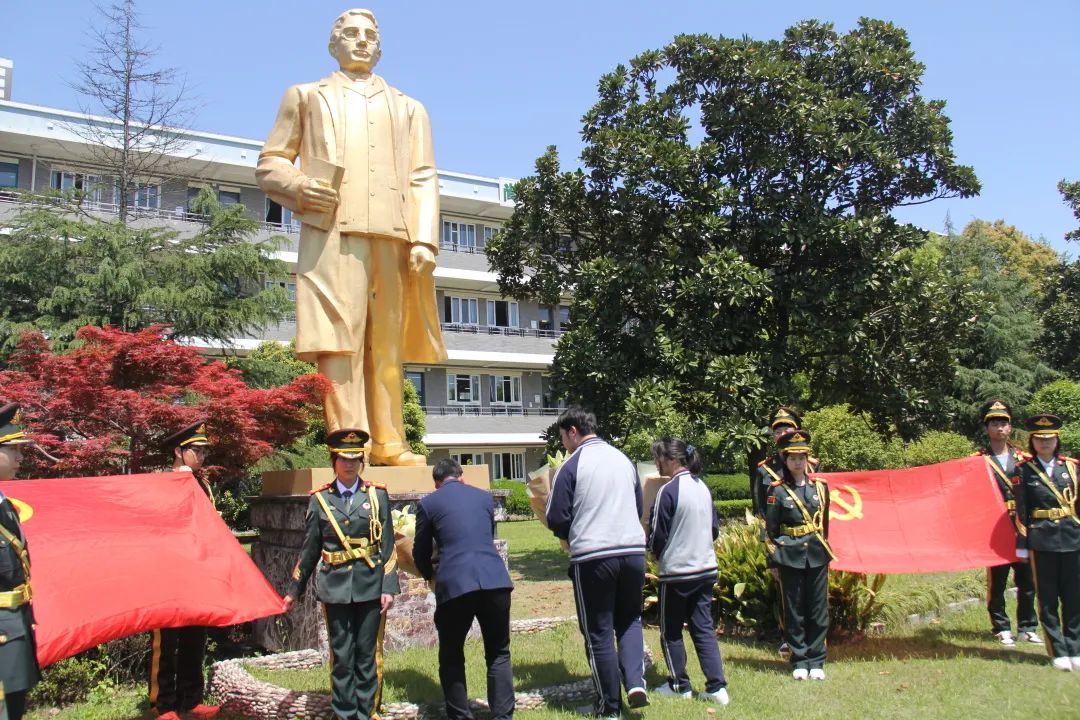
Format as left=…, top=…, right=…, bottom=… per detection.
left=1020, top=631, right=1043, bottom=645
left=792, top=668, right=809, bottom=680
left=626, top=687, right=649, bottom=708
left=701, top=688, right=730, bottom=705
left=1051, top=657, right=1073, bottom=671
left=653, top=684, right=692, bottom=699
left=1071, top=657, right=1080, bottom=671
left=995, top=630, right=1015, bottom=646
left=808, top=668, right=825, bottom=681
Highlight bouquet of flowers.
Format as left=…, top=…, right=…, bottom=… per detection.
left=392, top=505, right=422, bottom=577
left=527, top=450, right=570, bottom=552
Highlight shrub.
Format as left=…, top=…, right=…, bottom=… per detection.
left=714, top=499, right=753, bottom=519
left=828, top=571, right=888, bottom=637
left=29, top=634, right=150, bottom=708
left=801, top=404, right=891, bottom=471
left=1029, top=379, right=1080, bottom=422
left=900, top=431, right=976, bottom=467
left=703, top=473, right=751, bottom=500
left=492, top=479, right=531, bottom=518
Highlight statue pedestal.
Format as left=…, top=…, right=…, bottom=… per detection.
left=251, top=466, right=509, bottom=653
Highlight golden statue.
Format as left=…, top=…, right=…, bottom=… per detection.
left=257, top=8, right=446, bottom=466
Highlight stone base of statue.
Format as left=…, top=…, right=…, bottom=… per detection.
left=251, top=465, right=510, bottom=653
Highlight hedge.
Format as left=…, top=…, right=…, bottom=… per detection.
left=715, top=499, right=753, bottom=519
left=703, top=473, right=752, bottom=501
left=491, top=479, right=531, bottom=518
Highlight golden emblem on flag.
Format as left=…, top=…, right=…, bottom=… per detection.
left=829, top=485, right=863, bottom=521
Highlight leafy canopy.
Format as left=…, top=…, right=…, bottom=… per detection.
left=488, top=18, right=979, bottom=458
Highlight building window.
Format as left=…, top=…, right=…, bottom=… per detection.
left=489, top=375, right=521, bottom=404
left=128, top=184, right=160, bottom=209
left=406, top=371, right=426, bottom=406
left=493, top=452, right=525, bottom=480
left=265, top=197, right=295, bottom=227
left=558, top=305, right=571, bottom=331
left=450, top=452, right=484, bottom=467
left=264, top=280, right=297, bottom=302
left=51, top=171, right=107, bottom=203
left=446, top=374, right=481, bottom=403
left=486, top=299, right=519, bottom=328
left=0, top=161, right=17, bottom=189
left=442, top=220, right=476, bottom=250
left=218, top=189, right=241, bottom=207
left=443, top=295, right=479, bottom=325
left=537, top=306, right=554, bottom=332
left=483, top=225, right=500, bottom=246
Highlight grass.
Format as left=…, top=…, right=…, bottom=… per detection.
left=498, top=519, right=577, bottom=620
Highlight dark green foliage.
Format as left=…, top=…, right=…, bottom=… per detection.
left=489, top=18, right=979, bottom=461
left=403, top=378, right=428, bottom=456
left=828, top=571, right=888, bottom=637
left=711, top=520, right=777, bottom=633
left=29, top=634, right=150, bottom=708
left=229, top=340, right=316, bottom=389
left=0, top=189, right=292, bottom=356
left=898, top=431, right=976, bottom=468
left=492, top=479, right=531, bottom=517
left=703, top=473, right=751, bottom=501
left=1041, top=260, right=1080, bottom=378
left=801, top=404, right=897, bottom=471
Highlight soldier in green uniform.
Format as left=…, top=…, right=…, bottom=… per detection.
left=1012, top=414, right=1080, bottom=671
left=149, top=420, right=221, bottom=720
left=764, top=429, right=834, bottom=681
left=0, top=403, right=39, bottom=720
left=283, top=428, right=399, bottom=720
left=975, top=400, right=1040, bottom=646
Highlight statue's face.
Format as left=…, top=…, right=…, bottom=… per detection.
left=331, top=14, right=381, bottom=73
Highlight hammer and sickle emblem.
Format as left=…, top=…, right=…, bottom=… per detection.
left=8, top=497, right=33, bottom=523
left=829, top=485, right=863, bottom=521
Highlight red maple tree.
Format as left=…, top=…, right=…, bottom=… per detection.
left=0, top=325, right=330, bottom=480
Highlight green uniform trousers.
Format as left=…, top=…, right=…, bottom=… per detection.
left=325, top=601, right=385, bottom=720
left=1030, top=549, right=1080, bottom=658
left=778, top=564, right=828, bottom=670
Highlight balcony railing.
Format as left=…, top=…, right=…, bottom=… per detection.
left=0, top=189, right=300, bottom=235
left=440, top=322, right=562, bottom=339
left=439, top=240, right=487, bottom=255
left=423, top=405, right=560, bottom=417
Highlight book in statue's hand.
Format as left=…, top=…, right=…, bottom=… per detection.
left=296, top=156, right=345, bottom=231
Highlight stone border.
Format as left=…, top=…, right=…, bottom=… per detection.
left=209, top=617, right=658, bottom=720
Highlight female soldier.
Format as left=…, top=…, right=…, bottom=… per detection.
left=764, top=429, right=834, bottom=680
left=1012, top=414, right=1080, bottom=671
left=282, top=428, right=399, bottom=719
left=648, top=438, right=729, bottom=705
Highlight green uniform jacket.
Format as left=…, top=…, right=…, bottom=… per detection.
left=976, top=446, right=1028, bottom=517
left=289, top=481, right=400, bottom=603
left=765, top=477, right=832, bottom=569
left=0, top=495, right=39, bottom=694
left=1012, top=456, right=1080, bottom=553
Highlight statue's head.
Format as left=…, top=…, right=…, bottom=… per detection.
left=328, top=9, right=381, bottom=73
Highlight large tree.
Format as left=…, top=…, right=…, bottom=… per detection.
left=68, top=0, right=195, bottom=223
left=488, top=18, right=979, bottom=460
left=0, top=190, right=292, bottom=356
left=1039, top=180, right=1080, bottom=377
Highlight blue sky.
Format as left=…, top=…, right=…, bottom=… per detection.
left=6, top=1, right=1079, bottom=252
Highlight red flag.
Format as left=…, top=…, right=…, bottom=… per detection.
left=5, top=473, right=283, bottom=666
left=822, top=456, right=1017, bottom=573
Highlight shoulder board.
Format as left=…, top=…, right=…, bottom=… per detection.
left=770, top=479, right=783, bottom=487
left=364, top=481, right=388, bottom=490
left=757, top=458, right=769, bottom=468
left=810, top=475, right=826, bottom=484
left=1017, top=450, right=1032, bottom=460
left=972, top=450, right=984, bottom=457
left=809, top=456, right=820, bottom=465
left=1015, top=456, right=1031, bottom=467
left=1059, top=456, right=1079, bottom=464
left=309, top=482, right=333, bottom=495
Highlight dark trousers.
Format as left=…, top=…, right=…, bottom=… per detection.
left=149, top=626, right=207, bottom=713
left=571, top=554, right=646, bottom=716
left=1030, top=549, right=1080, bottom=658
left=324, top=601, right=384, bottom=720
left=4, top=689, right=26, bottom=720
left=434, top=589, right=514, bottom=720
left=778, top=564, right=829, bottom=670
left=987, top=561, right=1037, bottom=634
left=658, top=576, right=726, bottom=693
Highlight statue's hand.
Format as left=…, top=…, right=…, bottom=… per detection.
left=298, top=177, right=339, bottom=213
left=409, top=245, right=436, bottom=274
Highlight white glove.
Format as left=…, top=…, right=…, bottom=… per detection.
left=1015, top=549, right=1029, bottom=559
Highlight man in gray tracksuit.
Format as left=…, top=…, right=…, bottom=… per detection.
left=546, top=407, right=648, bottom=718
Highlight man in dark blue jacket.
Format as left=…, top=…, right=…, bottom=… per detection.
left=414, top=458, right=515, bottom=720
